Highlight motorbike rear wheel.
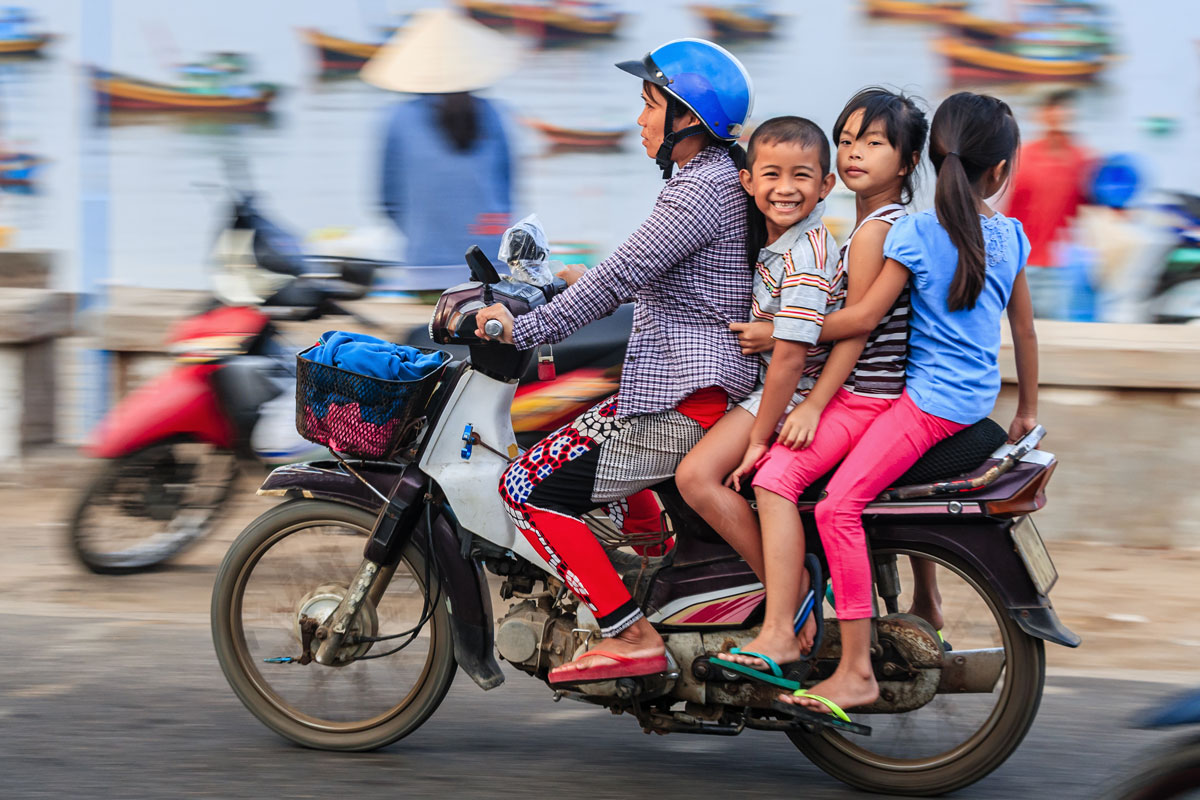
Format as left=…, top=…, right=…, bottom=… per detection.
left=1102, top=737, right=1200, bottom=799
left=69, top=439, right=239, bottom=574
left=211, top=499, right=456, bottom=751
left=788, top=542, right=1045, bottom=796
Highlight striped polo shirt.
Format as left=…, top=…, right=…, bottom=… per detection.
left=749, top=199, right=842, bottom=396
left=840, top=203, right=909, bottom=398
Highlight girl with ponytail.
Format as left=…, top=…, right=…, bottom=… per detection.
left=773, top=91, right=1040, bottom=728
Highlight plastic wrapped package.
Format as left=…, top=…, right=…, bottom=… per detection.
left=498, top=213, right=561, bottom=286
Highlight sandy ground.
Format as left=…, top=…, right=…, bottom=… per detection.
left=4, top=451, right=1198, bottom=684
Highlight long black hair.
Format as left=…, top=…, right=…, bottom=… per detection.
left=742, top=116, right=830, bottom=268
left=435, top=92, right=479, bottom=152
left=832, top=87, right=928, bottom=205
left=929, top=92, right=1020, bottom=312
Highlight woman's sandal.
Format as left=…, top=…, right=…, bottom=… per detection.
left=707, top=554, right=826, bottom=691
left=771, top=689, right=872, bottom=737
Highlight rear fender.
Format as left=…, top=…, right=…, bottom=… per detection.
left=86, top=364, right=235, bottom=458
left=870, top=518, right=1081, bottom=648
left=258, top=460, right=504, bottom=690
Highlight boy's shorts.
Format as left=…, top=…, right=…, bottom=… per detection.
left=736, top=383, right=810, bottom=429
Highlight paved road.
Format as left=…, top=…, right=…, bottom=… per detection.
left=0, top=610, right=1182, bottom=800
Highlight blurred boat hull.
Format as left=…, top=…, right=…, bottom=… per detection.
left=0, top=33, right=52, bottom=56
left=935, top=36, right=1105, bottom=80
left=0, top=153, right=43, bottom=185
left=524, top=118, right=627, bottom=148
left=300, top=28, right=381, bottom=72
left=457, top=0, right=622, bottom=38
left=90, top=67, right=279, bottom=112
left=692, top=5, right=778, bottom=39
left=864, top=0, right=967, bottom=21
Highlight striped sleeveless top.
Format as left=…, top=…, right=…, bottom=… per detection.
left=839, top=203, right=909, bottom=399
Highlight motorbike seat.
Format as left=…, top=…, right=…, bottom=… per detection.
left=793, top=417, right=1009, bottom=503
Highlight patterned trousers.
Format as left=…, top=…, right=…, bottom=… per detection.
left=499, top=395, right=705, bottom=637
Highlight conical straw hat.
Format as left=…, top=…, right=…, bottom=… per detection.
left=361, top=8, right=519, bottom=94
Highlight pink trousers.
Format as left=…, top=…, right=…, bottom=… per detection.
left=754, top=390, right=967, bottom=620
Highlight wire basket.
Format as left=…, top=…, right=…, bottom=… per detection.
left=296, top=343, right=450, bottom=459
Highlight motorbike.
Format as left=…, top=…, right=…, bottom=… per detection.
left=210, top=250, right=1079, bottom=796
left=1103, top=688, right=1200, bottom=799
left=1150, top=191, right=1200, bottom=324
left=68, top=192, right=388, bottom=574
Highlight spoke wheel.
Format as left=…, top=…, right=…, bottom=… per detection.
left=789, top=543, right=1045, bottom=796
left=211, top=500, right=456, bottom=751
left=69, top=440, right=238, bottom=574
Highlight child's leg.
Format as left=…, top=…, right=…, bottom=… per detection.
left=907, top=557, right=943, bottom=631
left=676, top=407, right=763, bottom=577
left=718, top=390, right=887, bottom=669
left=788, top=393, right=967, bottom=714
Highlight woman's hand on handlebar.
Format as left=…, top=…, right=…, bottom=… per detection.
left=556, top=263, right=587, bottom=286
left=475, top=303, right=515, bottom=344
left=729, top=321, right=774, bottom=355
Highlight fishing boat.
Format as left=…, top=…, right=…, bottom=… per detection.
left=457, top=0, right=622, bottom=39
left=692, top=4, right=779, bottom=39
left=0, top=7, right=53, bottom=56
left=863, top=0, right=968, bottom=21
left=299, top=28, right=382, bottom=72
left=90, top=65, right=279, bottom=113
left=934, top=35, right=1104, bottom=80
left=524, top=117, right=627, bottom=149
left=0, top=153, right=43, bottom=186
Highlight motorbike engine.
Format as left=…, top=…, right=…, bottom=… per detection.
left=494, top=598, right=580, bottom=676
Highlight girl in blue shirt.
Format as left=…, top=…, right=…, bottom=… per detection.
left=777, top=92, right=1040, bottom=727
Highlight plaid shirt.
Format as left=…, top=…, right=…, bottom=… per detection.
left=513, top=146, right=756, bottom=418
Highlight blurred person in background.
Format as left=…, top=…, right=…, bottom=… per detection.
left=361, top=9, right=516, bottom=289
left=1005, top=89, right=1092, bottom=320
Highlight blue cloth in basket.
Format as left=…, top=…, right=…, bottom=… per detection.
left=305, top=332, right=446, bottom=428
left=310, top=331, right=446, bottom=381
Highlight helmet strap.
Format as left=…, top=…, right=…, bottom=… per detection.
left=655, top=95, right=708, bottom=179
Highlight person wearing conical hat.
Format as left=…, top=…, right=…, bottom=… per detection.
left=476, top=40, right=758, bottom=686
left=362, top=9, right=517, bottom=290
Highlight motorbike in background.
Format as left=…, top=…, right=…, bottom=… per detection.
left=71, top=194, right=632, bottom=574
left=69, top=192, right=383, bottom=574
left=1150, top=191, right=1200, bottom=323
left=1104, top=688, right=1200, bottom=799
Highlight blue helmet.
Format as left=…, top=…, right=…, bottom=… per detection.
left=617, top=38, right=754, bottom=178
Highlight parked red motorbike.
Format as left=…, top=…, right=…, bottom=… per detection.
left=69, top=193, right=382, bottom=573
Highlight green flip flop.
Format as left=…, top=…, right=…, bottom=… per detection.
left=771, top=690, right=872, bottom=736
left=708, top=648, right=802, bottom=691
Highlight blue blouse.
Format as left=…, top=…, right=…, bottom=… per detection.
left=882, top=209, right=1029, bottom=425
left=380, top=95, right=513, bottom=267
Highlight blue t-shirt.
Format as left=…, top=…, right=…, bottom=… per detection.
left=882, top=209, right=1029, bottom=425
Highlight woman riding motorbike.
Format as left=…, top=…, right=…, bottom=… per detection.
left=475, top=38, right=757, bottom=686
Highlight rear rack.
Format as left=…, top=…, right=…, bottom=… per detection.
left=877, top=425, right=1047, bottom=502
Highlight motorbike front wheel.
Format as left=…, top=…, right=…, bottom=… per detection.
left=788, top=542, right=1046, bottom=796
left=69, top=439, right=239, bottom=574
left=211, top=499, right=456, bottom=751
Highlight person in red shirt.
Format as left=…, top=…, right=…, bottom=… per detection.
left=1005, top=89, right=1091, bottom=319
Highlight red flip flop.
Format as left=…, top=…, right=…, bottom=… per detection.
left=547, top=649, right=669, bottom=686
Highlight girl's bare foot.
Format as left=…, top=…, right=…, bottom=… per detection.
left=906, top=598, right=944, bottom=633
left=717, top=623, right=802, bottom=670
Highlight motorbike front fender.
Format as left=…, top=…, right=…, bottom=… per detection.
left=86, top=364, right=235, bottom=458
left=258, top=460, right=504, bottom=690
left=870, top=518, right=1081, bottom=648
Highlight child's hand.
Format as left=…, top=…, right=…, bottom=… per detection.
left=778, top=403, right=821, bottom=450
left=1007, top=413, right=1039, bottom=444
left=729, top=321, right=774, bottom=355
left=724, top=441, right=768, bottom=492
